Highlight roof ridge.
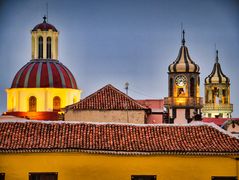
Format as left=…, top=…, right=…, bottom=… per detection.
left=67, top=84, right=148, bottom=110
left=105, top=84, right=148, bottom=109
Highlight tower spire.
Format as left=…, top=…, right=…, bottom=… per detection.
left=46, top=2, right=48, bottom=22
left=216, top=50, right=219, bottom=63
left=182, top=30, right=185, bottom=46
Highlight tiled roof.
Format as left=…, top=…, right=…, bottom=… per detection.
left=0, top=121, right=238, bottom=155
left=202, top=118, right=239, bottom=126
left=202, top=118, right=228, bottom=126
left=67, top=84, right=148, bottom=110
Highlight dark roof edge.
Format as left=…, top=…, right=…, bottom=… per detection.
left=0, top=149, right=239, bottom=156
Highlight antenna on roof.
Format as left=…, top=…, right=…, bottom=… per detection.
left=125, top=82, right=129, bottom=95
left=46, top=2, right=48, bottom=22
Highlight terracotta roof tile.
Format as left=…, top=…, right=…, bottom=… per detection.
left=202, top=118, right=239, bottom=126
left=0, top=121, right=238, bottom=155
left=67, top=84, right=148, bottom=110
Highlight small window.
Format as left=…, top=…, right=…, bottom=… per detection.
left=131, top=175, right=156, bottom=180
left=29, top=96, right=37, bottom=112
left=0, top=173, right=5, bottom=180
left=177, top=87, right=185, bottom=97
left=29, top=172, right=58, bottom=180
left=190, top=77, right=195, bottom=97
left=205, top=90, right=208, bottom=103
left=47, top=37, right=52, bottom=59
left=212, top=177, right=237, bottom=180
left=53, top=96, right=61, bottom=111
left=38, top=36, right=43, bottom=58
left=169, top=78, right=173, bottom=97
left=222, top=89, right=226, bottom=96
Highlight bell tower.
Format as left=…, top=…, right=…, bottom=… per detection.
left=164, top=31, right=203, bottom=124
left=31, top=16, right=58, bottom=60
left=202, top=50, right=233, bottom=118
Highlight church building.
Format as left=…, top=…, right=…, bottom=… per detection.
left=5, top=17, right=81, bottom=120
left=202, top=50, right=233, bottom=118
left=164, top=31, right=203, bottom=124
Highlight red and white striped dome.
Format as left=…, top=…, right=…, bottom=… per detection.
left=11, top=59, right=78, bottom=89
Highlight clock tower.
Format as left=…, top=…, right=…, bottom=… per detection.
left=164, top=31, right=203, bottom=124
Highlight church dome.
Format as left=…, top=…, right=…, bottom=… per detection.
left=11, top=59, right=78, bottom=89
left=205, top=50, right=230, bottom=84
left=168, top=31, right=200, bottom=73
left=32, top=16, right=58, bottom=32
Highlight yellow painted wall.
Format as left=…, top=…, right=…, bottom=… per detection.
left=5, top=88, right=81, bottom=112
left=65, top=110, right=146, bottom=124
left=0, top=152, right=238, bottom=180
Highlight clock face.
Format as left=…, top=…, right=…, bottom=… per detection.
left=175, top=75, right=187, bottom=87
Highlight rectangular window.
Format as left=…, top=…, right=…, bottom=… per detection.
left=212, top=177, right=237, bottom=180
left=29, top=172, right=58, bottom=180
left=131, top=175, right=157, bottom=180
left=0, top=173, right=5, bottom=180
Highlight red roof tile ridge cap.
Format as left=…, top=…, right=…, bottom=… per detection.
left=66, top=84, right=114, bottom=109
left=67, top=84, right=149, bottom=110
left=0, top=119, right=213, bottom=126
left=0, top=119, right=235, bottom=128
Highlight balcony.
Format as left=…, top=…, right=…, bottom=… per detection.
left=164, top=97, right=203, bottom=108
left=202, top=103, right=233, bottom=112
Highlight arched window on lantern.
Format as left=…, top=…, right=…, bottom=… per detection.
left=29, top=96, right=37, bottom=112
left=38, top=36, right=43, bottom=58
left=53, top=96, right=61, bottom=111
left=190, top=77, right=195, bottom=97
left=47, top=37, right=51, bottom=59
left=169, top=78, right=173, bottom=97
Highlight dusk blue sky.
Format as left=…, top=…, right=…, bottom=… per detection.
left=0, top=0, right=239, bottom=116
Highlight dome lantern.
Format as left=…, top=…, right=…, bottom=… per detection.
left=31, top=16, right=59, bottom=60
